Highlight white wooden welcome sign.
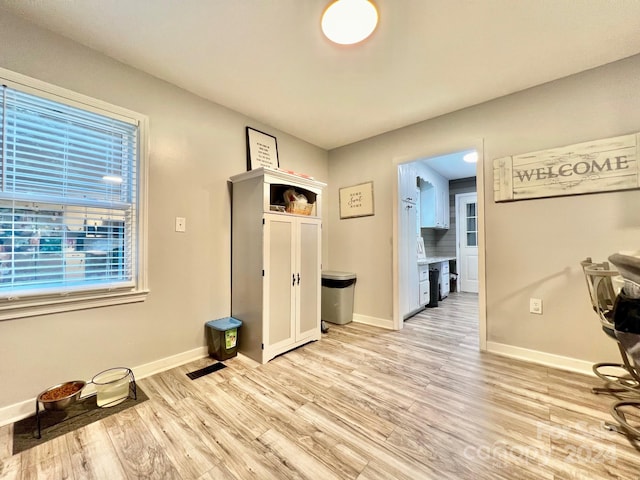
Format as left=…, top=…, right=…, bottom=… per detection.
left=493, top=133, right=639, bottom=202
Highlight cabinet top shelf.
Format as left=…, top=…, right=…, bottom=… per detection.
left=229, top=167, right=326, bottom=191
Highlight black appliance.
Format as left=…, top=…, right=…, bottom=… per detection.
left=427, top=267, right=440, bottom=308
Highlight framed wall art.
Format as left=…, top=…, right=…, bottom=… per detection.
left=339, top=181, right=374, bottom=219
left=493, top=132, right=640, bottom=202
left=246, top=126, right=279, bottom=171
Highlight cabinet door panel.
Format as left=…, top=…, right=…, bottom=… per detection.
left=297, top=219, right=321, bottom=339
left=418, top=265, right=429, bottom=282
left=440, top=188, right=449, bottom=228
left=419, top=280, right=430, bottom=306
left=265, top=217, right=295, bottom=347
left=420, top=181, right=436, bottom=228
left=399, top=164, right=418, bottom=204
left=401, top=202, right=419, bottom=316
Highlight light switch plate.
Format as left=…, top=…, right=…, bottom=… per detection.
left=529, top=298, right=543, bottom=315
left=175, top=217, right=186, bottom=232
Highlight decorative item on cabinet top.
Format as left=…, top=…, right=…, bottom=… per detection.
left=283, top=188, right=313, bottom=216
left=230, top=167, right=326, bottom=218
left=246, top=126, right=279, bottom=171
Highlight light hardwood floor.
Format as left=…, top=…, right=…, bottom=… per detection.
left=1, top=292, right=640, bottom=479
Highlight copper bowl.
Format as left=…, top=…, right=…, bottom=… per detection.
left=37, top=380, right=86, bottom=411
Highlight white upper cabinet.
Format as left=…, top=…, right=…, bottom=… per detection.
left=439, top=181, right=450, bottom=230
left=420, top=178, right=436, bottom=228
left=399, top=164, right=419, bottom=204
left=419, top=166, right=449, bottom=229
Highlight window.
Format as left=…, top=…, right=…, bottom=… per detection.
left=465, top=202, right=477, bottom=247
left=0, top=69, right=148, bottom=319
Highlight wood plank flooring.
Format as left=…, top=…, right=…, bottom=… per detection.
left=2, top=292, right=640, bottom=479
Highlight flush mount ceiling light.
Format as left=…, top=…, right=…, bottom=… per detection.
left=321, top=0, right=379, bottom=45
left=463, top=152, right=479, bottom=163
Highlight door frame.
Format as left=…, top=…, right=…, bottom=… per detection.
left=455, top=192, right=479, bottom=294
left=392, top=139, right=487, bottom=352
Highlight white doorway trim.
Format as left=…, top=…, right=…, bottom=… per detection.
left=391, top=139, right=487, bottom=352
left=476, top=143, right=487, bottom=352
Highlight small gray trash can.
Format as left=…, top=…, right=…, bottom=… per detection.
left=321, top=271, right=357, bottom=325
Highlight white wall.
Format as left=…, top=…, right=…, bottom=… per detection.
left=327, top=54, right=640, bottom=365
left=0, top=12, right=328, bottom=414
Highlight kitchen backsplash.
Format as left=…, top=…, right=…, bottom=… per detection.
left=421, top=228, right=453, bottom=257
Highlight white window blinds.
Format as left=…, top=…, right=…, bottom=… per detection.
left=0, top=84, right=139, bottom=297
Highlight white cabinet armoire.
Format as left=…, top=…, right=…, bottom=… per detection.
left=229, top=168, right=325, bottom=363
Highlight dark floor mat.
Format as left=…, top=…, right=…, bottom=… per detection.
left=12, top=386, right=148, bottom=455
left=186, top=362, right=226, bottom=380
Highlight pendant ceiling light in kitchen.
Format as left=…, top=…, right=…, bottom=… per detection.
left=321, top=0, right=379, bottom=45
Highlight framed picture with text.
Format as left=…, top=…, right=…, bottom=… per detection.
left=339, top=181, right=374, bottom=219
left=246, top=127, right=279, bottom=171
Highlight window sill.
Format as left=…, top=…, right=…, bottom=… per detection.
left=0, top=289, right=149, bottom=321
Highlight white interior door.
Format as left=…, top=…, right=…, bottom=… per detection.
left=457, top=193, right=479, bottom=293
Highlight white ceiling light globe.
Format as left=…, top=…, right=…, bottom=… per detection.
left=321, top=0, right=379, bottom=45
left=463, top=152, right=479, bottom=163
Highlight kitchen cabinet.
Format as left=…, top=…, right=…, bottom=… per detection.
left=419, top=172, right=450, bottom=229
left=230, top=168, right=325, bottom=364
left=418, top=264, right=430, bottom=307
left=400, top=201, right=420, bottom=318
left=439, top=260, right=450, bottom=299
left=439, top=186, right=450, bottom=229
left=422, top=257, right=454, bottom=304
left=399, top=164, right=419, bottom=204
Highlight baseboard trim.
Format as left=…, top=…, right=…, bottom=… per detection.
left=352, top=313, right=393, bottom=329
left=486, top=341, right=595, bottom=377
left=133, top=346, right=209, bottom=379
left=0, top=346, right=209, bottom=428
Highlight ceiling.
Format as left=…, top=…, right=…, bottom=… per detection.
left=2, top=0, right=640, bottom=152
left=421, top=150, right=477, bottom=180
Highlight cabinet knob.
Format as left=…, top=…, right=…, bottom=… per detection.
left=292, top=274, right=295, bottom=286
left=297, top=273, right=300, bottom=285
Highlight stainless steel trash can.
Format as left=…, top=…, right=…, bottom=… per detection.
left=321, top=271, right=357, bottom=325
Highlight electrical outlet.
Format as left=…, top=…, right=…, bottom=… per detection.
left=175, top=216, right=186, bottom=232
left=530, top=298, right=543, bottom=315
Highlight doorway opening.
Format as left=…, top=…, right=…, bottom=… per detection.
left=395, top=146, right=485, bottom=349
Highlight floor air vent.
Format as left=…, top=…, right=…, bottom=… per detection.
left=186, top=362, right=227, bottom=380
